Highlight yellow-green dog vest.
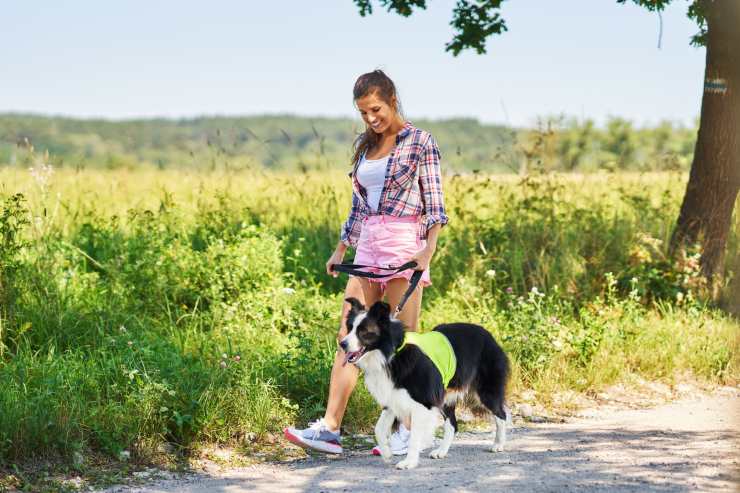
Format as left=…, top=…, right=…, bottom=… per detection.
left=398, top=331, right=457, bottom=388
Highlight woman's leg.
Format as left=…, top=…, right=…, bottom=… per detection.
left=384, top=277, right=423, bottom=332
left=322, top=276, right=383, bottom=431
left=383, top=277, right=424, bottom=430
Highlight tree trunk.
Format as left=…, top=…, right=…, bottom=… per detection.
left=670, top=0, right=740, bottom=300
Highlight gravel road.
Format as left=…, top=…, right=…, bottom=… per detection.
left=105, top=392, right=739, bottom=492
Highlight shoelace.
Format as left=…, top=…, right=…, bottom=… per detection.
left=308, top=419, right=328, bottom=440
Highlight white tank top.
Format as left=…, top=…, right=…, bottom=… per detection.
left=356, top=154, right=389, bottom=212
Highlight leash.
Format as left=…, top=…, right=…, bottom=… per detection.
left=331, top=261, right=424, bottom=316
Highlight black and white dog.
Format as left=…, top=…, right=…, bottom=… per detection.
left=340, top=298, right=510, bottom=469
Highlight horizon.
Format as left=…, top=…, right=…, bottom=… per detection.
left=0, top=111, right=699, bottom=130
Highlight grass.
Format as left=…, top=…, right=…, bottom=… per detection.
left=0, top=167, right=738, bottom=484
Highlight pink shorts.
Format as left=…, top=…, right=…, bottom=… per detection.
left=353, top=215, right=432, bottom=289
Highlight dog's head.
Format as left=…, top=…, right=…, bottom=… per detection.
left=339, top=297, right=404, bottom=366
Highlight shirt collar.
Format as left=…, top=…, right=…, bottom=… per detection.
left=397, top=120, right=414, bottom=140
left=349, top=121, right=414, bottom=178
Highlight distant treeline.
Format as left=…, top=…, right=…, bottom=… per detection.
left=0, top=113, right=697, bottom=173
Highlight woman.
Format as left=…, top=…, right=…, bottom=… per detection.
left=284, top=69, right=448, bottom=455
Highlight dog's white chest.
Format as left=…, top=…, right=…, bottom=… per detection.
left=360, top=352, right=394, bottom=406
left=360, top=351, right=419, bottom=420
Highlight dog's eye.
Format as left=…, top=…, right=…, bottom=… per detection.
left=358, top=324, right=379, bottom=340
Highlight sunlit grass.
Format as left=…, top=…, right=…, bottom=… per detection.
left=0, top=167, right=737, bottom=466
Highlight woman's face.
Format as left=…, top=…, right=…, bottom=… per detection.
left=355, top=91, right=398, bottom=135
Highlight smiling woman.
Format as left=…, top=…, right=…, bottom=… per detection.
left=284, top=69, right=448, bottom=457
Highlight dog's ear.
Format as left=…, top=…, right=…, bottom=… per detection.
left=345, top=297, right=365, bottom=314
left=368, top=301, right=391, bottom=322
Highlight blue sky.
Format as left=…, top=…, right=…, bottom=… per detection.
left=1, top=0, right=705, bottom=127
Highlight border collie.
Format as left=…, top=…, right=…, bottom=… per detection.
left=340, top=297, right=510, bottom=470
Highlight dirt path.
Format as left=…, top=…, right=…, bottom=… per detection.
left=104, top=392, right=739, bottom=492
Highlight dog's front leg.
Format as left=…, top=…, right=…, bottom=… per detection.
left=374, top=408, right=395, bottom=463
left=396, top=408, right=434, bottom=470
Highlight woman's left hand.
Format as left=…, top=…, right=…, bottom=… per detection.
left=410, top=246, right=435, bottom=271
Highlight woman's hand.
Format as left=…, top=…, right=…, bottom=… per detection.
left=410, top=245, right=435, bottom=272
left=326, top=244, right=347, bottom=277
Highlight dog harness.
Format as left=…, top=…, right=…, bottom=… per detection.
left=398, top=331, right=457, bottom=388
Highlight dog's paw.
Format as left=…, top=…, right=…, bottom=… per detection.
left=429, top=448, right=447, bottom=459
left=395, top=458, right=419, bottom=470
left=380, top=449, right=393, bottom=463
left=489, top=443, right=505, bottom=453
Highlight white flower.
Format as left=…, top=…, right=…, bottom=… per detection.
left=282, top=287, right=296, bottom=295
left=485, top=269, right=496, bottom=278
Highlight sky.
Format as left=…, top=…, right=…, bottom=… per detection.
left=1, top=0, right=706, bottom=127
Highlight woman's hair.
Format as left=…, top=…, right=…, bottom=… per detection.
left=351, top=69, right=403, bottom=166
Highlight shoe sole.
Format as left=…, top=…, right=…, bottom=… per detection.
left=284, top=428, right=343, bottom=455
left=372, top=446, right=408, bottom=456
left=371, top=443, right=433, bottom=456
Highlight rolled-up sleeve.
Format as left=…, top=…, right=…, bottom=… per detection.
left=418, top=136, right=448, bottom=236
left=340, top=191, right=363, bottom=247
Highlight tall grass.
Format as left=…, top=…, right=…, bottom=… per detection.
left=0, top=167, right=737, bottom=466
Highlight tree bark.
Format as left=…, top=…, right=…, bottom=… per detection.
left=671, top=0, right=740, bottom=300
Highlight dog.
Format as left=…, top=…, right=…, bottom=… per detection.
left=340, top=297, right=510, bottom=469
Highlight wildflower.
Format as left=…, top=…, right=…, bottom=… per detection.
left=220, top=361, right=227, bottom=369
left=119, top=325, right=127, bottom=333
left=506, top=287, right=513, bottom=294
left=676, top=292, right=684, bottom=303
left=28, top=162, right=54, bottom=192
left=282, top=287, right=296, bottom=295
left=221, top=353, right=228, bottom=360
left=485, top=269, right=496, bottom=278
left=234, top=355, right=241, bottom=362
left=127, top=341, right=133, bottom=347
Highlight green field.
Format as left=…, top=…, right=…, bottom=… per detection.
left=0, top=167, right=738, bottom=470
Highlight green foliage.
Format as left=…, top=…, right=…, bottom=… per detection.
left=354, top=0, right=707, bottom=56
left=0, top=194, right=30, bottom=355
left=0, top=168, right=736, bottom=467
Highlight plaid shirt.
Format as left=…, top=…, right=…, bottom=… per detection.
left=340, top=121, right=448, bottom=247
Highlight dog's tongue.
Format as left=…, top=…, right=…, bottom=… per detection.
left=343, top=350, right=362, bottom=366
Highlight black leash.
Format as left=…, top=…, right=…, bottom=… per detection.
left=331, top=261, right=424, bottom=316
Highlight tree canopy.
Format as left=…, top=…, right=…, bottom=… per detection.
left=353, top=0, right=708, bottom=54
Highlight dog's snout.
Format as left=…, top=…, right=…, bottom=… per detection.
left=339, top=339, right=348, bottom=352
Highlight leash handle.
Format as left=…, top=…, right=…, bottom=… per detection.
left=330, top=261, right=418, bottom=279
left=331, top=261, right=423, bottom=317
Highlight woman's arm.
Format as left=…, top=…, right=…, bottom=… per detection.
left=418, top=135, right=448, bottom=235
left=412, top=135, right=448, bottom=271
left=330, top=190, right=363, bottom=276
left=410, top=223, right=440, bottom=271
left=340, top=191, right=363, bottom=248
